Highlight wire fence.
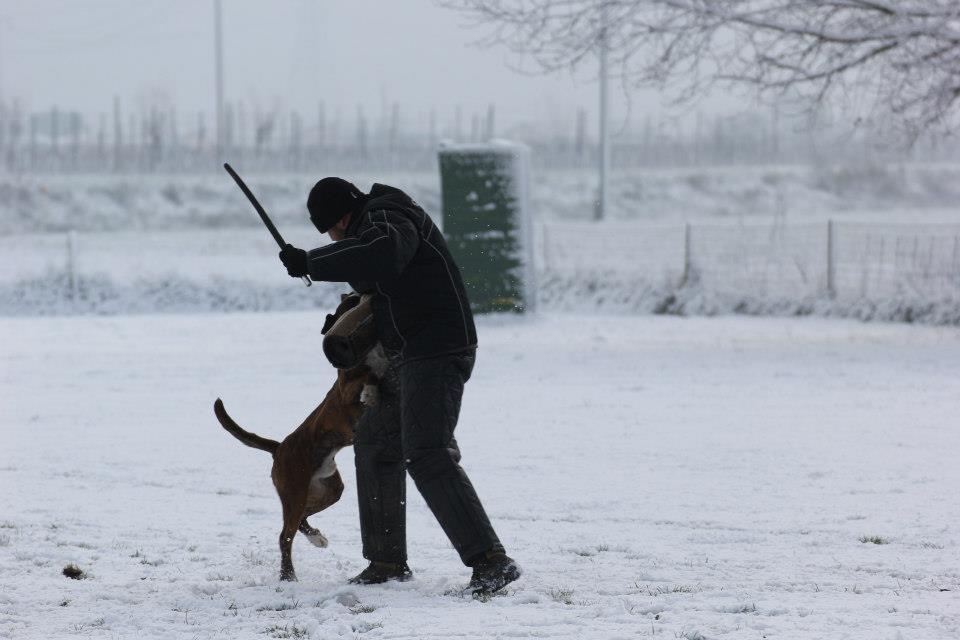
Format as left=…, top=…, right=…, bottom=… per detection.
left=4, top=100, right=960, bottom=175
left=2, top=220, right=959, bottom=315
left=539, top=220, right=960, bottom=301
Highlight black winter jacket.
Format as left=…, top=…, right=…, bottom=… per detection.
left=306, top=184, right=477, bottom=362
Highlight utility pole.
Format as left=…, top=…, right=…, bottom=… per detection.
left=0, top=18, right=4, bottom=109
left=0, top=17, right=9, bottom=110
left=596, top=2, right=610, bottom=220
left=214, top=0, right=224, bottom=163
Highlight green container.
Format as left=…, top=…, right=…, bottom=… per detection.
left=438, top=142, right=534, bottom=313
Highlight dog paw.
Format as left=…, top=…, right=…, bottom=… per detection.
left=360, top=384, right=379, bottom=407
left=305, top=531, right=329, bottom=548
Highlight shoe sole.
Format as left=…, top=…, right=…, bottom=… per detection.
left=348, top=573, right=414, bottom=585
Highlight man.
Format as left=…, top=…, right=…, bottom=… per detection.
left=278, top=177, right=521, bottom=596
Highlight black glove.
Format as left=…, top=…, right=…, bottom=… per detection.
left=279, top=244, right=308, bottom=278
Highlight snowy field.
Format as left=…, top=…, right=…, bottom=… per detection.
left=5, top=163, right=960, bottom=236
left=2, top=312, right=959, bottom=639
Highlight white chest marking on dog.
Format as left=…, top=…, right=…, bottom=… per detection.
left=312, top=449, right=341, bottom=482
left=360, top=384, right=379, bottom=407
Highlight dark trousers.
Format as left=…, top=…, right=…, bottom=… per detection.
left=353, top=351, right=503, bottom=566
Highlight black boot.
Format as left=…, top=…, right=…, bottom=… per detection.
left=348, top=561, right=413, bottom=585
left=468, top=552, right=521, bottom=596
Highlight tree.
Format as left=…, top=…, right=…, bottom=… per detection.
left=440, top=1, right=960, bottom=138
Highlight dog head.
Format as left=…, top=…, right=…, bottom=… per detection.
left=323, top=295, right=379, bottom=370
left=325, top=293, right=385, bottom=407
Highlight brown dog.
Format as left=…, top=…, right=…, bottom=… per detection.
left=214, top=296, right=386, bottom=581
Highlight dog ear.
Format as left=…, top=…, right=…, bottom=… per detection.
left=321, top=313, right=337, bottom=335
left=324, top=294, right=363, bottom=335
left=336, top=294, right=362, bottom=315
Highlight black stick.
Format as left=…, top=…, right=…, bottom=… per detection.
left=223, top=162, right=312, bottom=287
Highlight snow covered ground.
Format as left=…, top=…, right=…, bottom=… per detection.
left=2, top=312, right=958, bottom=639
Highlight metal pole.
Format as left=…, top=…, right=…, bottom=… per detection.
left=597, top=2, right=609, bottom=220
left=0, top=18, right=4, bottom=108
left=214, top=0, right=224, bottom=163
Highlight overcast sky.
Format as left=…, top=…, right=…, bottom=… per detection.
left=0, top=0, right=745, bottom=134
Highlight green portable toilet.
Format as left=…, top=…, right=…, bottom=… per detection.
left=438, top=141, right=535, bottom=313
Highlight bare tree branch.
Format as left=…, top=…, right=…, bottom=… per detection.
left=438, top=0, right=960, bottom=138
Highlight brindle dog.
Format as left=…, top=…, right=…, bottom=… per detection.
left=214, top=295, right=386, bottom=581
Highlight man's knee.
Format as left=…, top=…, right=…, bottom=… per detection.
left=404, top=446, right=462, bottom=484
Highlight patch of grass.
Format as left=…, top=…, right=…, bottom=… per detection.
left=640, top=583, right=703, bottom=597
left=129, top=548, right=142, bottom=558
left=59, top=599, right=71, bottom=607
left=548, top=588, right=575, bottom=605
left=207, top=572, right=234, bottom=582
left=471, top=588, right=515, bottom=602
left=257, top=600, right=301, bottom=612
left=242, top=549, right=267, bottom=566
left=0, top=535, right=10, bottom=547
left=920, top=541, right=943, bottom=549
left=859, top=535, right=889, bottom=545
left=62, top=563, right=86, bottom=580
left=349, top=603, right=377, bottom=614
left=265, top=624, right=309, bottom=638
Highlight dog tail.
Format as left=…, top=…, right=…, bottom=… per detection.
left=213, top=398, right=280, bottom=455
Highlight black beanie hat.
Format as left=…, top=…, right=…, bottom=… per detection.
left=307, top=177, right=366, bottom=233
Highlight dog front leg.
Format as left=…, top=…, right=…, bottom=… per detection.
left=278, top=491, right=307, bottom=581
left=298, top=519, right=329, bottom=548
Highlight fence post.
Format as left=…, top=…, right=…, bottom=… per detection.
left=682, top=222, right=692, bottom=286
left=540, top=222, right=550, bottom=271
left=66, top=231, right=78, bottom=303
left=826, top=219, right=836, bottom=298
